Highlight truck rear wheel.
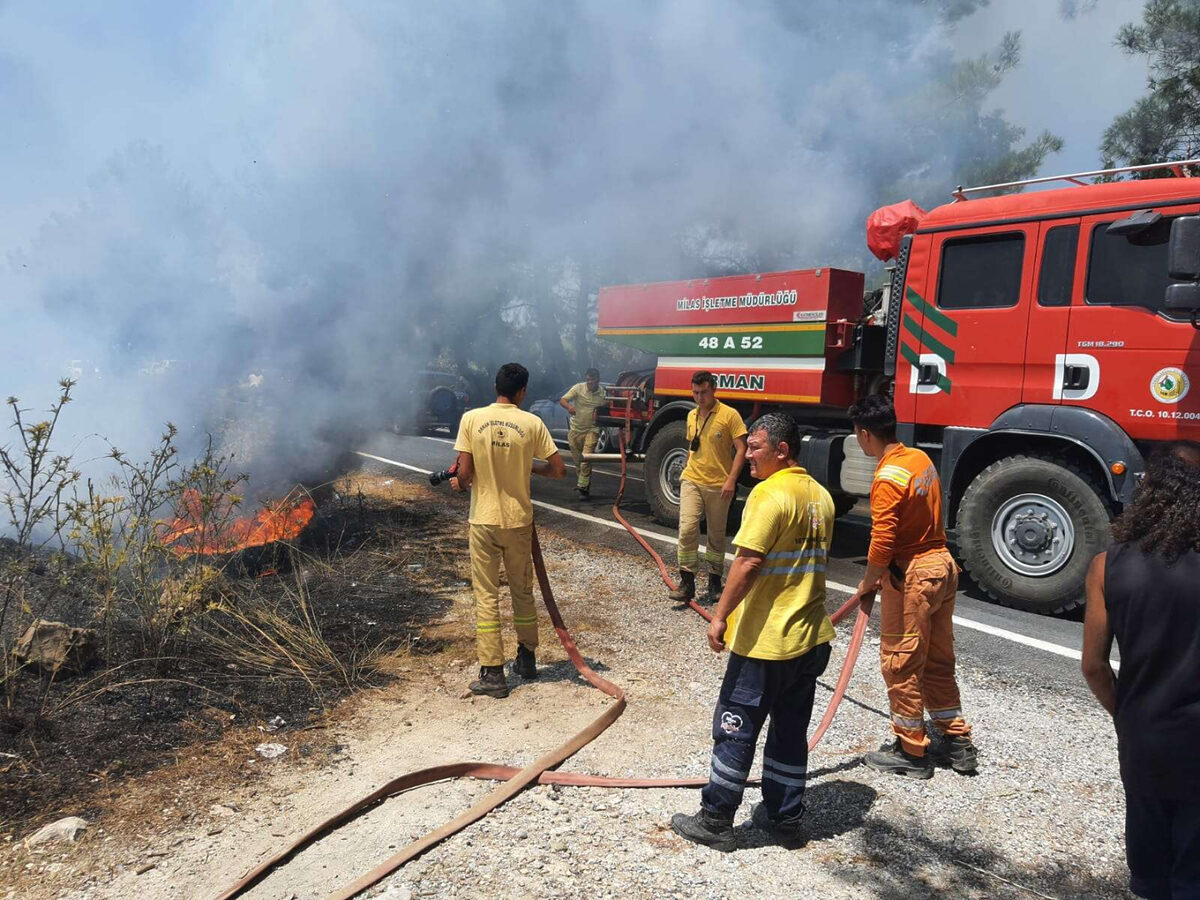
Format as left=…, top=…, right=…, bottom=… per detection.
left=644, top=420, right=689, bottom=526
left=832, top=492, right=858, bottom=519
left=957, top=455, right=1111, bottom=615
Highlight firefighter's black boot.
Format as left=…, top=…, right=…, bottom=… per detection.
left=468, top=665, right=509, bottom=699
left=864, top=738, right=933, bottom=779
left=934, top=734, right=978, bottom=773
left=670, top=807, right=736, bottom=852
left=512, top=643, right=538, bottom=680
left=705, top=574, right=723, bottom=603
left=668, top=571, right=696, bottom=603
left=751, top=802, right=806, bottom=847
left=576, top=485, right=590, bottom=499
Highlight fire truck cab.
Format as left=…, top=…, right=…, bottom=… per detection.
left=596, top=161, right=1200, bottom=614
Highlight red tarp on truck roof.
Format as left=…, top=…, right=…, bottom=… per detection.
left=866, top=199, right=927, bottom=261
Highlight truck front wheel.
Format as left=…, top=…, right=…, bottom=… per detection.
left=957, top=455, right=1111, bottom=615
left=644, top=420, right=689, bottom=526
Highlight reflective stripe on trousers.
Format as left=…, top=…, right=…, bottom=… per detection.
left=567, top=429, right=598, bottom=488
left=469, top=523, right=540, bottom=667
left=878, top=549, right=971, bottom=756
left=677, top=479, right=732, bottom=576
left=701, top=644, right=831, bottom=822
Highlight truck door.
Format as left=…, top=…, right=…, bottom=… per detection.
left=1023, top=220, right=1081, bottom=404
left=1065, top=205, right=1200, bottom=444
left=908, top=224, right=1036, bottom=429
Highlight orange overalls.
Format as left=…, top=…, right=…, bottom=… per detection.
left=868, top=444, right=972, bottom=756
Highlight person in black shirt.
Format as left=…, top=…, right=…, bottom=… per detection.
left=1083, top=441, right=1200, bottom=900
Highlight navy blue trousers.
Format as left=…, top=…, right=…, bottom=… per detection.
left=1126, top=791, right=1200, bottom=899
left=700, top=642, right=831, bottom=822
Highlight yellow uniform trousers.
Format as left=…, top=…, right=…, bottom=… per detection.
left=567, top=429, right=599, bottom=489
left=469, top=523, right=539, bottom=667
left=878, top=548, right=972, bottom=756
left=677, top=478, right=732, bottom=576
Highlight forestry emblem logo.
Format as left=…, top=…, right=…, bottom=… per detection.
left=1150, top=367, right=1189, bottom=404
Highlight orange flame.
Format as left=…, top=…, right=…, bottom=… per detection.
left=160, top=489, right=315, bottom=556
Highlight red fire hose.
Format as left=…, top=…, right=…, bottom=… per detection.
left=608, top=428, right=874, bottom=747
left=213, top=449, right=874, bottom=900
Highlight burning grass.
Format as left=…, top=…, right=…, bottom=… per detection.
left=0, top=471, right=465, bottom=836
left=159, top=488, right=316, bottom=557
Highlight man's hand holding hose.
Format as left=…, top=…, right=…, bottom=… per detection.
left=449, top=451, right=473, bottom=492
left=448, top=451, right=564, bottom=492
left=850, top=561, right=887, bottom=606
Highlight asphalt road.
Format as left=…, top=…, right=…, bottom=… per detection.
left=357, top=429, right=1118, bottom=700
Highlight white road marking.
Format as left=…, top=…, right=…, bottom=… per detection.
left=356, top=452, right=435, bottom=476
left=413, top=434, right=643, bottom=482
left=948, top=615, right=1113, bottom=669
left=355, top=449, right=1115, bottom=670
left=561, top=462, right=645, bottom=482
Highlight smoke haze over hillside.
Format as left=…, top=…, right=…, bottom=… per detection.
left=0, top=0, right=1146, bottom=486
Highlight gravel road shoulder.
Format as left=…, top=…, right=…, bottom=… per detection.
left=7, top=473, right=1131, bottom=900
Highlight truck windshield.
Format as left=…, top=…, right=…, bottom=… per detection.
left=1085, top=217, right=1187, bottom=319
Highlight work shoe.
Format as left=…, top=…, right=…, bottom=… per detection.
left=864, top=738, right=934, bottom=779
left=512, top=644, right=538, bottom=681
left=932, top=735, right=978, bottom=774
left=468, top=665, right=509, bottom=699
left=751, top=803, right=806, bottom=847
left=668, top=571, right=696, bottom=603
left=670, top=808, right=736, bottom=852
left=704, top=574, right=723, bottom=603
left=576, top=485, right=590, bottom=499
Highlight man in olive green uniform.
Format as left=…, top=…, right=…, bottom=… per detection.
left=452, top=363, right=565, bottom=698
left=669, top=370, right=748, bottom=604
left=559, top=368, right=606, bottom=499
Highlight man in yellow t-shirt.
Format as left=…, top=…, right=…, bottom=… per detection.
left=669, top=371, right=748, bottom=604
left=559, top=368, right=606, bottom=499
left=671, top=412, right=835, bottom=851
left=452, top=363, right=565, bottom=699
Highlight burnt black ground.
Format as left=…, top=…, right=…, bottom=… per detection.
left=0, top=483, right=454, bottom=835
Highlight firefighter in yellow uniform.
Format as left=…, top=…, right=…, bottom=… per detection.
left=452, top=363, right=565, bottom=698
left=671, top=412, right=835, bottom=850
left=559, top=368, right=605, bottom=499
left=669, top=370, right=748, bottom=604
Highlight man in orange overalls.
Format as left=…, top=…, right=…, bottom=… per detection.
left=848, top=395, right=977, bottom=778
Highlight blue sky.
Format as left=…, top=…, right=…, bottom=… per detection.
left=958, top=0, right=1147, bottom=182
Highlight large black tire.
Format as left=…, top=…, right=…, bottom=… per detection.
left=957, top=455, right=1111, bottom=615
left=644, top=420, right=690, bottom=526
left=832, top=491, right=858, bottom=519
left=427, top=386, right=459, bottom=430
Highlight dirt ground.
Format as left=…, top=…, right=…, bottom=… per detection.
left=0, top=477, right=462, bottom=837
left=0, top=472, right=1133, bottom=900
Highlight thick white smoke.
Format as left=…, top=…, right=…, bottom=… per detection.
left=0, top=0, right=1141, bottom=491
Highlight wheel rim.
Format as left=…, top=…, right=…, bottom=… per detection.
left=660, top=447, right=688, bottom=506
left=990, top=493, right=1075, bottom=577
left=595, top=430, right=608, bottom=453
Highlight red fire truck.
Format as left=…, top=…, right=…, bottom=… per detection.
left=595, top=161, right=1200, bottom=614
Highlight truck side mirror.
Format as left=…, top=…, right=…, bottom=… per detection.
left=1166, top=216, right=1200, bottom=326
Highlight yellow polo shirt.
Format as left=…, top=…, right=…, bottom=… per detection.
left=726, top=466, right=836, bottom=661
left=454, top=403, right=558, bottom=528
left=562, top=382, right=605, bottom=434
left=680, top=400, right=747, bottom=488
